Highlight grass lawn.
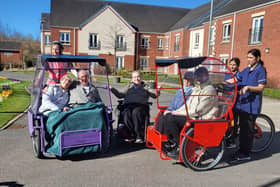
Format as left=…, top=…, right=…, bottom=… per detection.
left=263, top=88, right=280, bottom=99
left=0, top=79, right=31, bottom=128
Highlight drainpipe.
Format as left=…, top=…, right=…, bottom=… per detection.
left=135, top=32, right=139, bottom=70
left=74, top=28, right=76, bottom=55
left=231, top=12, right=236, bottom=58
left=207, top=0, right=214, bottom=56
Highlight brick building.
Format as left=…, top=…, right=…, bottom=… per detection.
left=0, top=41, right=23, bottom=69
left=41, top=0, right=280, bottom=88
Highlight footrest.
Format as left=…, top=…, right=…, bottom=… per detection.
left=60, top=128, right=102, bottom=156
left=146, top=126, right=167, bottom=151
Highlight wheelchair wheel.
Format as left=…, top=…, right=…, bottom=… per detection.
left=180, top=128, right=225, bottom=171
left=31, top=128, right=43, bottom=159
left=251, top=114, right=275, bottom=153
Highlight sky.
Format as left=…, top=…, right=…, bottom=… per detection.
left=0, top=0, right=210, bottom=39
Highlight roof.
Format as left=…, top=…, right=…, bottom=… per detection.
left=45, top=0, right=278, bottom=33
left=0, top=41, right=21, bottom=52
left=50, top=0, right=190, bottom=32
left=41, top=13, right=50, bottom=31
left=213, top=0, right=277, bottom=18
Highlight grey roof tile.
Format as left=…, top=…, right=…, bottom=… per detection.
left=0, top=41, right=21, bottom=51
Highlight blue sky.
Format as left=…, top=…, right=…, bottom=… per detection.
left=0, top=0, right=210, bottom=39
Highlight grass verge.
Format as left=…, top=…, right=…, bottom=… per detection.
left=0, top=79, right=31, bottom=128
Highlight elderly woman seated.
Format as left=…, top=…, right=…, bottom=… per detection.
left=157, top=67, right=219, bottom=157
left=39, top=75, right=73, bottom=115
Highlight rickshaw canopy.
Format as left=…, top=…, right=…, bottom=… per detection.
left=155, top=56, right=207, bottom=68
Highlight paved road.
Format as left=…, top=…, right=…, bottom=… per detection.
left=1, top=71, right=280, bottom=187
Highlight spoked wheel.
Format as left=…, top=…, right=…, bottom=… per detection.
left=31, top=129, right=43, bottom=159
left=180, top=128, right=225, bottom=171
left=251, top=114, right=275, bottom=153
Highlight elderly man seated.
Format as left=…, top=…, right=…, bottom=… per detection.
left=158, top=67, right=219, bottom=157
left=68, top=70, right=102, bottom=107
left=39, top=75, right=73, bottom=115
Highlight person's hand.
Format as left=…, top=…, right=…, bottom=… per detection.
left=171, top=111, right=181, bottom=115
left=62, top=107, right=70, bottom=112
left=42, top=86, right=48, bottom=94
left=240, top=86, right=249, bottom=95
left=163, top=110, right=171, bottom=115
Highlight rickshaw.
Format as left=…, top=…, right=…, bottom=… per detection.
left=146, top=56, right=275, bottom=171
left=27, top=55, right=114, bottom=158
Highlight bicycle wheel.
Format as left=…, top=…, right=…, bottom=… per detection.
left=180, top=128, right=225, bottom=171
left=251, top=113, right=275, bottom=153
left=31, top=128, right=43, bottom=159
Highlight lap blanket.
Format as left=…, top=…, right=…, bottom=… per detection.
left=45, top=102, right=105, bottom=156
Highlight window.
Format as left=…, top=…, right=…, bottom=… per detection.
left=60, top=32, right=70, bottom=44
left=141, top=37, right=149, bottom=49
left=116, top=35, right=126, bottom=50
left=116, top=56, right=124, bottom=69
left=222, top=24, right=231, bottom=41
left=250, top=16, right=263, bottom=44
left=140, top=57, right=149, bottom=70
left=209, top=26, right=214, bottom=46
left=194, top=33, right=199, bottom=48
left=3, top=52, right=13, bottom=56
left=158, top=38, right=163, bottom=49
left=174, top=35, right=180, bottom=52
left=89, top=33, right=100, bottom=49
left=220, top=56, right=229, bottom=72
left=44, top=35, right=51, bottom=45
left=165, top=37, right=169, bottom=50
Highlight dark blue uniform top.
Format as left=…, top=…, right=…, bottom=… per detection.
left=235, top=63, right=266, bottom=114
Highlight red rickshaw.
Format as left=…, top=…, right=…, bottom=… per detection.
left=146, top=56, right=275, bottom=171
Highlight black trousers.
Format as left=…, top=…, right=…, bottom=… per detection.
left=123, top=104, right=149, bottom=139
left=156, top=113, right=186, bottom=144
left=239, top=111, right=257, bottom=155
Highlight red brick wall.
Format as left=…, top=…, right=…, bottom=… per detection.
left=0, top=50, right=22, bottom=67
left=208, top=4, right=280, bottom=87
left=137, top=33, right=165, bottom=70
left=51, top=27, right=75, bottom=54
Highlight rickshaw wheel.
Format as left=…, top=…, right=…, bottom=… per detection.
left=31, top=129, right=43, bottom=159
left=180, top=128, right=224, bottom=171
left=251, top=114, right=275, bottom=153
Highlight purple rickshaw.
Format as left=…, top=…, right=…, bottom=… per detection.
left=28, top=55, right=114, bottom=158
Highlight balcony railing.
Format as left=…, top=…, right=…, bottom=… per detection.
left=89, top=41, right=101, bottom=50
left=248, top=27, right=263, bottom=45
left=174, top=43, right=179, bottom=52
left=116, top=42, right=127, bottom=51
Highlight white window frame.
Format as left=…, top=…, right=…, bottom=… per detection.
left=220, top=55, right=229, bottom=72
left=140, top=56, right=149, bottom=70
left=116, top=56, right=124, bottom=69
left=165, top=37, right=169, bottom=50
left=209, top=26, right=215, bottom=46
left=44, top=35, right=51, bottom=45
left=174, top=35, right=180, bottom=51
left=116, top=35, right=125, bottom=49
left=158, top=38, right=163, bottom=49
left=141, top=37, right=149, bottom=49
left=222, top=23, right=231, bottom=41
left=89, top=33, right=100, bottom=49
left=251, top=16, right=264, bottom=44
left=194, top=33, right=199, bottom=48
left=60, top=32, right=70, bottom=44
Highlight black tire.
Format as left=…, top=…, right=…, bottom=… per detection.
left=251, top=114, right=275, bottom=153
left=180, top=128, right=225, bottom=171
left=31, top=129, right=43, bottom=159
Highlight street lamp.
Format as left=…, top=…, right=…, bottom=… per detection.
left=207, top=0, right=214, bottom=56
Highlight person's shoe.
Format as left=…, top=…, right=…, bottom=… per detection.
left=124, top=138, right=135, bottom=142
left=230, top=151, right=251, bottom=163
left=226, top=142, right=237, bottom=149
left=163, top=141, right=177, bottom=151
left=166, top=147, right=179, bottom=158
left=135, top=138, right=144, bottom=144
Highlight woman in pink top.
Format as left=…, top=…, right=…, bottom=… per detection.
left=46, top=41, right=69, bottom=85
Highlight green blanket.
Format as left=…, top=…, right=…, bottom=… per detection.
left=46, top=102, right=105, bottom=156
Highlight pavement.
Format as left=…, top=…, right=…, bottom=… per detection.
left=1, top=71, right=280, bottom=187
